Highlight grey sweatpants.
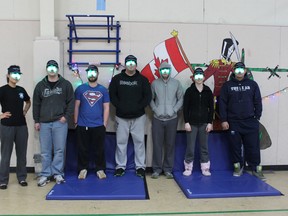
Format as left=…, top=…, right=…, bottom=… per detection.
left=152, top=117, right=178, bottom=173
left=0, top=124, right=28, bottom=184
left=185, top=124, right=209, bottom=163
left=115, top=115, right=146, bottom=170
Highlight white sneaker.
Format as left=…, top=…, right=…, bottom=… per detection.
left=37, top=176, right=50, bottom=187
left=96, top=170, right=106, bottom=179
left=202, top=169, right=211, bottom=176
left=54, top=175, right=65, bottom=184
left=78, top=169, right=87, bottom=180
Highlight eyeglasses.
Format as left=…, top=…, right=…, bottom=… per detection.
left=10, top=72, right=21, bottom=80
left=125, top=60, right=136, bottom=66
left=234, top=68, right=245, bottom=74
left=47, top=66, right=58, bottom=73
left=87, top=70, right=97, bottom=78
left=194, top=74, right=204, bottom=80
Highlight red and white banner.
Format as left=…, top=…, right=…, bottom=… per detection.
left=141, top=37, right=189, bottom=83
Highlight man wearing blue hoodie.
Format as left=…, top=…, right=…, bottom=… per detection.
left=219, top=62, right=265, bottom=180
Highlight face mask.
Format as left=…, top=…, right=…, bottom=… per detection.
left=125, top=60, right=136, bottom=67
left=194, top=74, right=204, bottom=80
left=47, top=65, right=58, bottom=73
left=87, top=70, right=98, bottom=78
left=234, top=68, right=245, bottom=74
left=10, top=72, right=21, bottom=81
left=160, top=68, right=171, bottom=75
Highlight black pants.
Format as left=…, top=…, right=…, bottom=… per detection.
left=228, top=118, right=260, bottom=170
left=76, top=125, right=106, bottom=172
left=0, top=125, right=28, bottom=184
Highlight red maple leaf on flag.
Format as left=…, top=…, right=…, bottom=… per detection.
left=153, top=57, right=168, bottom=78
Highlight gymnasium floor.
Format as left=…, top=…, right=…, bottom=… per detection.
left=0, top=170, right=287, bottom=216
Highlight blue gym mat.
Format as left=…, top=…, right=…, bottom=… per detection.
left=46, top=131, right=148, bottom=200
left=173, top=131, right=282, bottom=199
left=46, top=170, right=147, bottom=200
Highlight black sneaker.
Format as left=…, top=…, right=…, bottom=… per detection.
left=136, top=168, right=145, bottom=178
left=19, top=181, right=28, bottom=187
left=114, top=168, right=125, bottom=177
left=0, top=184, right=7, bottom=190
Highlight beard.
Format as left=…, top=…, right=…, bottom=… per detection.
left=88, top=77, right=97, bottom=82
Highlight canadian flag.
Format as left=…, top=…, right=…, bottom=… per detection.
left=141, top=37, right=189, bottom=83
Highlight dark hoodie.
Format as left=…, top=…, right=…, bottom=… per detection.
left=219, top=73, right=262, bottom=122
left=33, top=75, right=74, bottom=123
left=109, top=69, right=152, bottom=118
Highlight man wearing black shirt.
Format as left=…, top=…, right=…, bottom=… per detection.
left=109, top=55, right=152, bottom=178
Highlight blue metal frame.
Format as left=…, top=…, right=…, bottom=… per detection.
left=66, top=15, right=121, bottom=67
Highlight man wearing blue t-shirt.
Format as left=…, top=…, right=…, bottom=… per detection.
left=74, top=65, right=110, bottom=180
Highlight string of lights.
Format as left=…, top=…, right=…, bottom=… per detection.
left=262, top=87, right=288, bottom=100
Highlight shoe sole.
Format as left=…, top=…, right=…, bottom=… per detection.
left=19, top=181, right=28, bottom=186
left=38, top=180, right=50, bottom=187
left=114, top=174, right=124, bottom=177
left=233, top=173, right=243, bottom=177
left=114, top=171, right=125, bottom=177
left=136, top=172, right=145, bottom=178
left=0, top=185, right=7, bottom=190
left=252, top=172, right=266, bottom=181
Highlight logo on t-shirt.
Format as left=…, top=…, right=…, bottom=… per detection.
left=83, top=90, right=103, bottom=107
left=19, top=92, right=24, bottom=99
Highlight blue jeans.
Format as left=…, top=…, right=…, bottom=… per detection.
left=39, top=121, right=68, bottom=177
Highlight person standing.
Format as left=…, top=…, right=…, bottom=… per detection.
left=74, top=64, right=110, bottom=180
left=219, top=62, right=265, bottom=180
left=0, top=65, right=31, bottom=190
left=33, top=60, right=74, bottom=186
left=150, top=62, right=183, bottom=179
left=183, top=68, right=214, bottom=177
left=109, top=55, right=152, bottom=178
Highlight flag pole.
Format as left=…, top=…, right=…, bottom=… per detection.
left=171, top=30, right=194, bottom=74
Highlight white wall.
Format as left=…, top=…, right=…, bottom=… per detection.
left=0, top=0, right=288, bottom=167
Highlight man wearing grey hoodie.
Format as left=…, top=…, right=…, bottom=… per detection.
left=150, top=62, right=184, bottom=179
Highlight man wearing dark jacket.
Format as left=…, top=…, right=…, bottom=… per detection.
left=109, top=55, right=152, bottom=178
left=219, top=62, right=265, bottom=180
left=33, top=60, right=74, bottom=186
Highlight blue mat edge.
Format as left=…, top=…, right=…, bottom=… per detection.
left=173, top=171, right=282, bottom=199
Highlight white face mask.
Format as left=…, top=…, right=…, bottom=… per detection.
left=160, top=68, right=171, bottom=76
left=194, top=74, right=204, bottom=80
left=47, top=65, right=58, bottom=73
left=87, top=70, right=98, bottom=78
left=234, top=68, right=245, bottom=74
left=10, top=73, right=21, bottom=81
left=125, top=60, right=136, bottom=67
